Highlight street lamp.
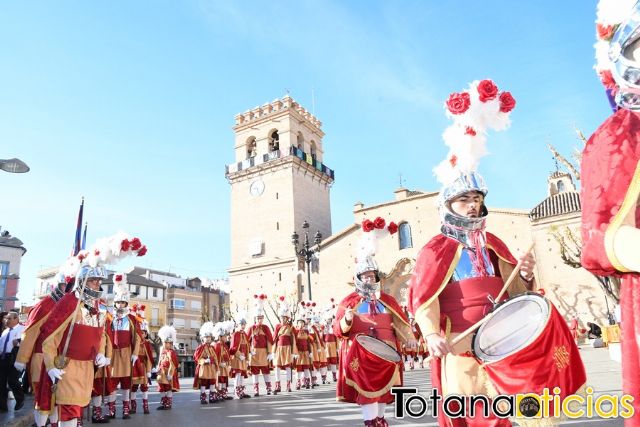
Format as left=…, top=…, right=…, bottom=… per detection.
left=291, top=220, right=322, bottom=300
left=0, top=158, right=30, bottom=173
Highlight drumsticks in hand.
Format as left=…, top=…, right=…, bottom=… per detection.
left=423, top=242, right=535, bottom=364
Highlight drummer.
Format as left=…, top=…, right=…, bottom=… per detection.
left=333, top=217, right=417, bottom=427
left=408, top=171, right=535, bottom=426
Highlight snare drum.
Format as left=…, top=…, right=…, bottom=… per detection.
left=472, top=293, right=586, bottom=410
left=344, top=334, right=402, bottom=398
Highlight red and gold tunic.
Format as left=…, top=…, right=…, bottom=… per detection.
left=37, top=292, right=107, bottom=411
left=157, top=348, right=180, bottom=391
left=248, top=324, right=273, bottom=370
left=273, top=322, right=297, bottom=368
left=293, top=327, right=313, bottom=371
left=581, top=107, right=640, bottom=424
left=311, top=325, right=327, bottom=368
left=333, top=292, right=412, bottom=405
left=110, top=314, right=140, bottom=378
left=214, top=341, right=231, bottom=381
left=193, top=343, right=219, bottom=388
left=323, top=327, right=338, bottom=365
left=229, top=330, right=250, bottom=376
left=132, top=335, right=154, bottom=385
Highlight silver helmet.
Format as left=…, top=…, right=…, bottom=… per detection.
left=354, top=255, right=380, bottom=299
left=76, top=265, right=107, bottom=306
left=438, top=171, right=488, bottom=247
left=609, top=3, right=640, bottom=109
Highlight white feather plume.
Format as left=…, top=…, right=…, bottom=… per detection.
left=158, top=325, right=177, bottom=343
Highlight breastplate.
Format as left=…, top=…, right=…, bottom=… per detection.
left=355, top=300, right=387, bottom=314
left=452, top=247, right=496, bottom=281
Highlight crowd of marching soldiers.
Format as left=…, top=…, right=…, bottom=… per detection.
left=16, top=277, right=428, bottom=427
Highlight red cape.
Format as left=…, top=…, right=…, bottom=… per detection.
left=247, top=324, right=274, bottom=345
left=25, top=296, right=56, bottom=329
left=408, top=232, right=517, bottom=315
left=581, top=108, right=640, bottom=275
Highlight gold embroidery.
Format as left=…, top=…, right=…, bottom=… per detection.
left=349, top=357, right=360, bottom=373
left=553, top=345, right=570, bottom=370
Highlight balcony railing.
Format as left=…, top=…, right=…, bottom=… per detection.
left=225, top=147, right=334, bottom=180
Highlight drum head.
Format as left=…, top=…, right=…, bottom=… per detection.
left=473, top=293, right=550, bottom=362
left=356, top=335, right=401, bottom=363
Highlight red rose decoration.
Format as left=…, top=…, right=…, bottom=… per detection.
left=477, top=79, right=499, bottom=102
left=137, top=245, right=147, bottom=257
left=330, top=298, right=334, bottom=302
left=121, top=239, right=131, bottom=252
left=498, top=91, right=516, bottom=113
left=254, top=294, right=258, bottom=299
left=465, top=126, right=477, bottom=136
left=387, top=222, right=399, bottom=235
left=77, top=253, right=86, bottom=261
left=141, top=304, right=146, bottom=310
left=279, top=295, right=285, bottom=301
left=449, top=155, right=458, bottom=167
left=115, top=274, right=123, bottom=282
left=599, top=70, right=617, bottom=92
left=446, top=92, right=471, bottom=115
left=299, top=301, right=305, bottom=306
left=362, top=219, right=375, bottom=232
left=312, top=302, right=316, bottom=307
left=597, top=24, right=616, bottom=40
left=94, top=249, right=100, bottom=256
left=65, top=275, right=74, bottom=284
left=373, top=217, right=386, bottom=229
left=130, top=238, right=142, bottom=251
left=306, top=302, right=311, bottom=307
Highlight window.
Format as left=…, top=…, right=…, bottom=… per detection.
left=269, top=130, right=280, bottom=152
left=173, top=318, right=185, bottom=328
left=191, top=300, right=202, bottom=310
left=557, top=180, right=565, bottom=193
left=191, top=320, right=201, bottom=329
left=170, top=299, right=186, bottom=309
left=135, top=285, right=141, bottom=296
left=0, top=262, right=8, bottom=302
left=107, top=284, right=114, bottom=294
left=153, top=288, right=158, bottom=298
left=399, top=222, right=413, bottom=249
left=246, top=136, right=257, bottom=159
left=310, top=141, right=317, bottom=160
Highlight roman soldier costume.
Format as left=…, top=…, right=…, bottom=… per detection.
left=248, top=295, right=274, bottom=396
left=582, top=2, right=640, bottom=423
left=156, top=325, right=179, bottom=410
left=193, top=322, right=220, bottom=404
left=130, top=304, right=153, bottom=415
left=333, top=217, right=414, bottom=427
left=229, top=315, right=251, bottom=399
left=272, top=298, right=297, bottom=394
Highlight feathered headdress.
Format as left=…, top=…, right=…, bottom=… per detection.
left=253, top=294, right=267, bottom=318
left=200, top=321, right=216, bottom=339
left=277, top=295, right=291, bottom=318
left=433, top=79, right=516, bottom=188
left=57, top=231, right=147, bottom=281
left=158, top=325, right=177, bottom=343
left=113, top=273, right=129, bottom=304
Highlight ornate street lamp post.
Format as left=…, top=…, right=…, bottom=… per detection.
left=291, top=220, right=322, bottom=300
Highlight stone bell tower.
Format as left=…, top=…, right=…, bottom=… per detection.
left=225, top=95, right=334, bottom=313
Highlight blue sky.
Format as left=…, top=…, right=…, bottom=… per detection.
left=1, top=1, right=610, bottom=304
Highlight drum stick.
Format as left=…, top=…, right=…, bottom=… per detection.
left=422, top=242, right=535, bottom=364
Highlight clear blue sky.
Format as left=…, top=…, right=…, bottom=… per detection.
left=0, top=1, right=610, bottom=305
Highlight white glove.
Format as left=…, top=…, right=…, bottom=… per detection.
left=131, top=355, right=138, bottom=364
left=251, top=350, right=256, bottom=356
left=104, top=357, right=111, bottom=366
left=95, top=353, right=107, bottom=368
left=48, top=368, right=65, bottom=382
left=292, top=354, right=299, bottom=360
left=14, top=361, right=26, bottom=372
left=151, top=367, right=157, bottom=373
left=309, top=352, right=313, bottom=358
left=220, top=362, right=226, bottom=368
left=147, top=372, right=152, bottom=378
left=204, top=357, right=210, bottom=364
left=239, top=354, right=245, bottom=361
left=167, top=375, right=172, bottom=381
left=266, top=353, right=274, bottom=362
